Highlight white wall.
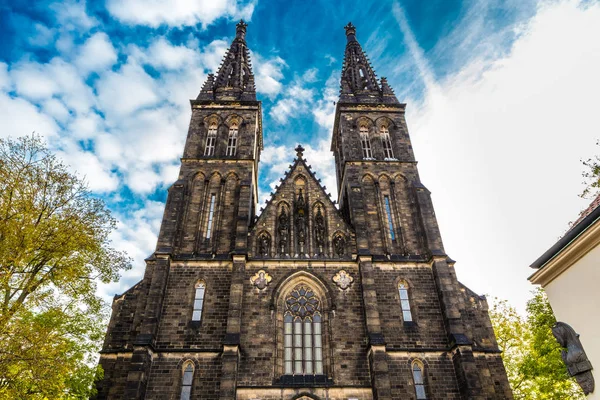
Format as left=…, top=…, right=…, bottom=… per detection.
left=545, top=244, right=600, bottom=399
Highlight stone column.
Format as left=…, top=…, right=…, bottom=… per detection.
left=219, top=255, right=246, bottom=400
left=358, top=256, right=392, bottom=399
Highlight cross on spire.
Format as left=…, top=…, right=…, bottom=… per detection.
left=295, top=145, right=305, bottom=158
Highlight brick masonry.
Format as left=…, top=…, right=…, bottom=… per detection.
left=94, top=21, right=513, bottom=400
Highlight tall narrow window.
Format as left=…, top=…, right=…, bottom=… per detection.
left=192, top=282, right=205, bottom=321
left=412, top=362, right=427, bottom=399
left=360, top=126, right=372, bottom=159
left=283, top=286, right=323, bottom=375
left=226, top=123, right=238, bottom=156
left=204, top=123, right=217, bottom=156
left=180, top=363, right=194, bottom=400
left=384, top=195, right=396, bottom=241
left=381, top=126, right=394, bottom=159
left=399, top=281, right=413, bottom=322
left=205, top=194, right=216, bottom=239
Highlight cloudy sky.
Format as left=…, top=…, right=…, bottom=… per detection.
left=1, top=0, right=599, bottom=312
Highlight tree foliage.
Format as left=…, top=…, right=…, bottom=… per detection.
left=490, top=288, right=585, bottom=399
left=580, top=140, right=600, bottom=199
left=0, top=135, right=131, bottom=399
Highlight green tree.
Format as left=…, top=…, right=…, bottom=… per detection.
left=0, top=135, right=131, bottom=399
left=580, top=140, right=600, bottom=199
left=490, top=288, right=585, bottom=399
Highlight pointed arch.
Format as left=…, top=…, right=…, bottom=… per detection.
left=312, top=201, right=327, bottom=256
left=276, top=201, right=291, bottom=256
left=179, top=172, right=206, bottom=253
left=411, top=358, right=428, bottom=399
left=273, top=271, right=333, bottom=379
left=256, top=230, right=272, bottom=257
left=179, top=360, right=195, bottom=400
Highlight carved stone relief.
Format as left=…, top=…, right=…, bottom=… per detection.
left=333, top=270, right=354, bottom=290
left=250, top=270, right=272, bottom=290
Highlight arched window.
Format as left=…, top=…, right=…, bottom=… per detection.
left=384, top=195, right=395, bottom=241
left=412, top=361, right=427, bottom=399
left=226, top=123, right=238, bottom=156
left=180, top=362, right=194, bottom=400
left=359, top=126, right=372, bottom=159
left=204, top=123, right=217, bottom=156
left=283, top=286, right=323, bottom=375
left=205, top=194, right=216, bottom=239
left=398, top=280, right=412, bottom=322
left=381, top=126, right=394, bottom=159
left=192, top=282, right=205, bottom=321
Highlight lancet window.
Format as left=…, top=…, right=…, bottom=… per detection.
left=360, top=126, right=372, bottom=159
left=384, top=195, right=396, bottom=241
left=283, top=286, right=323, bottom=375
left=399, top=280, right=413, bottom=322
left=381, top=126, right=394, bottom=159
left=412, top=361, right=427, bottom=399
left=205, top=194, right=217, bottom=239
left=204, top=123, right=217, bottom=156
left=180, top=362, right=194, bottom=400
left=226, top=123, right=238, bottom=156
left=192, top=282, right=205, bottom=321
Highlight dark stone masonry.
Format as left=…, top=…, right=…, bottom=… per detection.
left=95, top=21, right=513, bottom=400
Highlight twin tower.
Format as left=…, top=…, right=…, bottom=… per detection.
left=96, top=21, right=513, bottom=400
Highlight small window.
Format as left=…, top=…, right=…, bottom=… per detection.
left=192, top=282, right=205, bottom=321
left=384, top=196, right=395, bottom=241
left=206, top=194, right=216, bottom=239
left=180, top=363, right=194, bottom=400
left=204, top=123, right=217, bottom=156
left=412, top=362, right=427, bottom=399
left=381, top=126, right=394, bottom=159
left=360, top=126, right=372, bottom=159
left=226, top=123, right=238, bottom=156
left=399, top=281, right=412, bottom=322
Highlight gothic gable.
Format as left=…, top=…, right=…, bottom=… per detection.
left=250, top=146, right=354, bottom=259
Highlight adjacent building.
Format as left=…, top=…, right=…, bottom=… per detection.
left=529, top=194, right=600, bottom=398
left=95, top=21, right=513, bottom=400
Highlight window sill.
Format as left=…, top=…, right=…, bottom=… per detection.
left=188, top=320, right=202, bottom=329
left=276, top=374, right=332, bottom=386
left=403, top=321, right=418, bottom=329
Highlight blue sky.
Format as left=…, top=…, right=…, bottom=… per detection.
left=1, top=0, right=600, bottom=312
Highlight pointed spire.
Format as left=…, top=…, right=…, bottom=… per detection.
left=339, top=23, right=399, bottom=104
left=197, top=20, right=256, bottom=101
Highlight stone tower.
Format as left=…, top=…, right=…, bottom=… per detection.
left=95, top=21, right=513, bottom=400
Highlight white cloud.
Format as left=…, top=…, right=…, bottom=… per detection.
left=96, top=62, right=159, bottom=118
left=106, top=0, right=256, bottom=28
left=51, top=0, right=98, bottom=32
left=253, top=53, right=287, bottom=99
left=405, top=0, right=600, bottom=310
left=145, top=37, right=200, bottom=70
left=269, top=70, right=317, bottom=124
left=11, top=62, right=60, bottom=101
left=0, top=63, right=10, bottom=92
left=0, top=93, right=60, bottom=139
left=76, top=32, right=118, bottom=74
left=313, top=72, right=339, bottom=131
left=199, top=39, right=230, bottom=72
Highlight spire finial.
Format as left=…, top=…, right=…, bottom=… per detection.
left=295, top=144, right=305, bottom=158
left=236, top=19, right=248, bottom=40
left=344, top=22, right=356, bottom=42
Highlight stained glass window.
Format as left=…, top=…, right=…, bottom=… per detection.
left=206, top=194, right=216, bottom=239
left=360, top=126, right=372, bottom=159
left=413, top=362, right=427, bottom=399
left=381, top=126, right=394, bottom=159
left=192, top=282, right=205, bottom=321
left=204, top=123, right=217, bottom=156
left=384, top=195, right=395, bottom=241
left=226, top=124, right=238, bottom=156
left=399, top=281, right=412, bottom=322
left=283, top=286, right=323, bottom=375
left=180, top=363, right=194, bottom=400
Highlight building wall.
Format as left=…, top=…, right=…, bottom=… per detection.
left=545, top=244, right=600, bottom=399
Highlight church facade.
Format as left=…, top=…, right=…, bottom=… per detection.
left=95, top=21, right=513, bottom=400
